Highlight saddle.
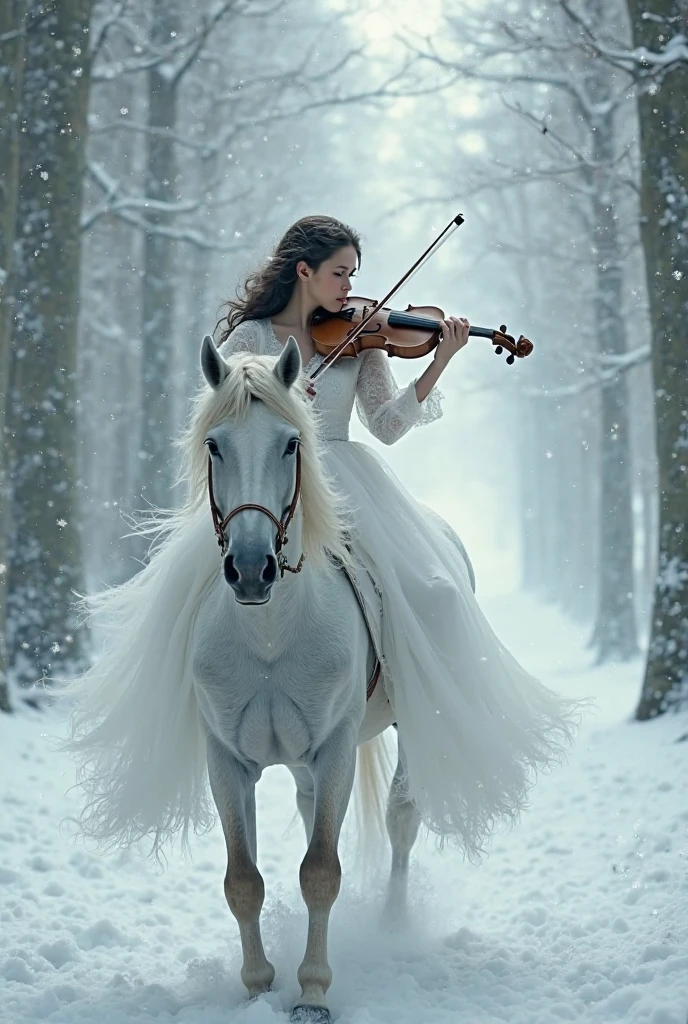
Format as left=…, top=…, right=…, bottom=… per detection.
left=335, top=551, right=383, bottom=702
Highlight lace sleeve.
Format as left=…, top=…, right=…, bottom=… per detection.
left=218, top=319, right=262, bottom=359
left=355, top=347, right=444, bottom=446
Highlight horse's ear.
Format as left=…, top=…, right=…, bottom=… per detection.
left=201, top=335, right=229, bottom=390
left=273, top=335, right=302, bottom=390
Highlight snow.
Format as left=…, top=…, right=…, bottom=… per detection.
left=1, top=595, right=687, bottom=1024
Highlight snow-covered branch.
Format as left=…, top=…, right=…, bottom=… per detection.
left=89, top=1, right=127, bottom=63
left=405, top=22, right=633, bottom=124
left=90, top=0, right=247, bottom=83
left=0, top=28, right=25, bottom=46
left=523, top=345, right=651, bottom=399
left=559, top=0, right=687, bottom=77
left=593, top=345, right=652, bottom=370
left=82, top=161, right=248, bottom=251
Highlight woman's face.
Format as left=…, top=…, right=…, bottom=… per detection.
left=300, top=244, right=358, bottom=313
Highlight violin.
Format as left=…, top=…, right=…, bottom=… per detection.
left=311, top=298, right=533, bottom=365
left=305, top=214, right=533, bottom=391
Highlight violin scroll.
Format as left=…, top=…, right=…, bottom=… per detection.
left=493, top=325, right=534, bottom=365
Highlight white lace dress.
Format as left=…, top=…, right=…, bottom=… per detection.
left=221, top=318, right=578, bottom=856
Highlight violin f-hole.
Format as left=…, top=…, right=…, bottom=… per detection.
left=352, top=323, right=383, bottom=337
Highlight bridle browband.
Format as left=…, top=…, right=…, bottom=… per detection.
left=207, top=444, right=306, bottom=577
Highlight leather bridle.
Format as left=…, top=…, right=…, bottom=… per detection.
left=206, top=437, right=381, bottom=700
left=207, top=444, right=306, bottom=577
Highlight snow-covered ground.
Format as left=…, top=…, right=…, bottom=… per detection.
left=2, top=595, right=687, bottom=1024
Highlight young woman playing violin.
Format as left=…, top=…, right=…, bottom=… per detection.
left=217, top=214, right=578, bottom=849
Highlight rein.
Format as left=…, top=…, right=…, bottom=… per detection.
left=207, top=445, right=306, bottom=578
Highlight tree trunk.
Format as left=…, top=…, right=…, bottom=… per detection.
left=137, top=0, right=178, bottom=515
left=78, top=53, right=145, bottom=588
left=587, top=102, right=638, bottom=661
left=627, top=0, right=688, bottom=718
left=519, top=403, right=545, bottom=591
left=6, top=0, right=93, bottom=691
left=560, top=398, right=595, bottom=622
left=0, top=0, right=27, bottom=712
left=538, top=396, right=564, bottom=602
left=183, top=243, right=212, bottom=391
left=510, top=179, right=550, bottom=594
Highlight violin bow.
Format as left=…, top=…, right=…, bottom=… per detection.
left=306, top=213, right=465, bottom=397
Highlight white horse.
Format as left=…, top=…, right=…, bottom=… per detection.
left=66, top=335, right=578, bottom=1022
left=68, top=337, right=418, bottom=1023
left=191, top=336, right=410, bottom=1021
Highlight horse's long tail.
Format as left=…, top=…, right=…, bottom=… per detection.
left=352, top=731, right=395, bottom=870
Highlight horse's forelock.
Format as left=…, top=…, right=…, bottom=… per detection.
left=178, top=353, right=351, bottom=568
left=186, top=353, right=312, bottom=468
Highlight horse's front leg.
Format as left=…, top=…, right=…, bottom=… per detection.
left=206, top=735, right=275, bottom=998
left=292, top=722, right=357, bottom=1024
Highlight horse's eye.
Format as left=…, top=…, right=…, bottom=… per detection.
left=285, top=437, right=300, bottom=456
left=205, top=438, right=220, bottom=457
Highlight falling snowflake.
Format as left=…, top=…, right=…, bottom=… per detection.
left=51, top=643, right=61, bottom=653
left=57, top=519, right=67, bottom=528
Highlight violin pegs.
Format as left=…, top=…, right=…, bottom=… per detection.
left=506, top=354, right=515, bottom=365
left=500, top=324, right=507, bottom=334
left=495, top=345, right=503, bottom=355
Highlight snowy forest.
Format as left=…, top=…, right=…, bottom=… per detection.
left=1, top=0, right=686, bottom=717
left=1, top=1, right=688, bottom=1021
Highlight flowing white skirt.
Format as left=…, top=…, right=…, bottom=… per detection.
left=322, top=438, right=580, bottom=859
left=65, top=432, right=580, bottom=858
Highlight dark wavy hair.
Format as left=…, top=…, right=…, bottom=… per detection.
left=217, top=215, right=362, bottom=344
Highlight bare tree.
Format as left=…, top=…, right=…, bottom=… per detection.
left=78, top=0, right=434, bottom=557
left=0, top=0, right=28, bottom=712
left=375, top=76, right=606, bottom=619
left=138, top=0, right=181, bottom=510
left=584, top=0, right=638, bottom=661
left=622, top=0, right=688, bottom=717
left=409, top=0, right=645, bottom=660
left=5, top=0, right=94, bottom=693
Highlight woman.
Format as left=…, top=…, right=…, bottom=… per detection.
left=216, top=214, right=579, bottom=854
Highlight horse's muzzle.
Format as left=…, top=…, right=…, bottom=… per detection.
left=224, top=551, right=278, bottom=604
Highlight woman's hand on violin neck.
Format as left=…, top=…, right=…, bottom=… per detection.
left=414, top=316, right=469, bottom=403
left=434, top=317, right=470, bottom=368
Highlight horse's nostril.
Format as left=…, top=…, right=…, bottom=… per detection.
left=224, top=554, right=240, bottom=585
left=262, top=555, right=277, bottom=585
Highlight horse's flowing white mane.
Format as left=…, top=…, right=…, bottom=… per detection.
left=179, top=351, right=352, bottom=567
left=62, top=352, right=351, bottom=858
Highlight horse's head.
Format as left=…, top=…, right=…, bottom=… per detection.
left=200, top=334, right=305, bottom=604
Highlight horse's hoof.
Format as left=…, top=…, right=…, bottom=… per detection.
left=290, top=1005, right=331, bottom=1024
left=248, top=986, right=272, bottom=1001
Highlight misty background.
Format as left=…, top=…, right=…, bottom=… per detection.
left=1, top=0, right=686, bottom=723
